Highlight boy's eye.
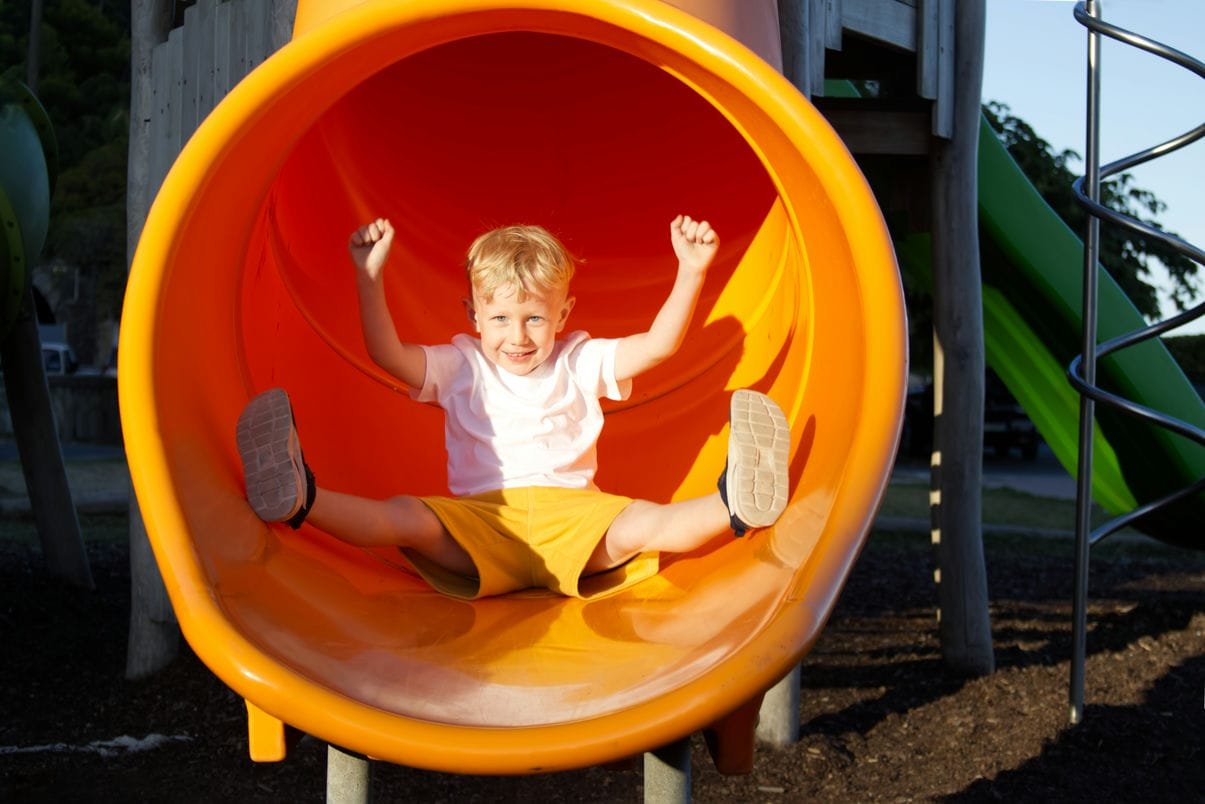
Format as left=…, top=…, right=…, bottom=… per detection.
left=528, top=316, right=544, bottom=324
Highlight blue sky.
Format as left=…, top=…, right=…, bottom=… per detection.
left=982, top=0, right=1205, bottom=334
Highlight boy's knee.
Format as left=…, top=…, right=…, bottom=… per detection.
left=384, top=494, right=415, bottom=508
left=607, top=500, right=660, bottom=555
left=383, top=494, right=428, bottom=525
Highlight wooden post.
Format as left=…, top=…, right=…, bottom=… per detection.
left=125, top=0, right=299, bottom=680
left=776, top=0, right=811, bottom=97
left=928, top=0, right=994, bottom=676
left=125, top=0, right=179, bottom=680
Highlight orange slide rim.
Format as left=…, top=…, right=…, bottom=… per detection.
left=120, top=0, right=905, bottom=773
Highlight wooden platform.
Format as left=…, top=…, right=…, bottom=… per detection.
left=780, top=0, right=957, bottom=150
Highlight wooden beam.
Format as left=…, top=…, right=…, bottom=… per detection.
left=271, top=0, right=299, bottom=49
left=917, top=0, right=940, bottom=99
left=932, top=0, right=955, bottom=138
left=841, top=0, right=917, bottom=52
left=190, top=0, right=217, bottom=130
left=180, top=11, right=200, bottom=137
left=245, top=1, right=269, bottom=74
left=226, top=0, right=247, bottom=95
left=778, top=0, right=811, bottom=97
left=809, top=0, right=828, bottom=96
left=820, top=107, right=931, bottom=155
left=825, top=0, right=843, bottom=50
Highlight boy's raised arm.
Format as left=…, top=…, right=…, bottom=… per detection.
left=350, top=218, right=428, bottom=390
left=613, top=215, right=719, bottom=382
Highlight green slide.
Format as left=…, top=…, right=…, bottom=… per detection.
left=0, top=80, right=56, bottom=341
left=899, top=116, right=1203, bottom=548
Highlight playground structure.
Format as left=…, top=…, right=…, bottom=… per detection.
left=1067, top=0, right=1205, bottom=724
left=119, top=0, right=1202, bottom=799
left=122, top=0, right=909, bottom=786
left=0, top=82, right=52, bottom=341
left=0, top=78, right=91, bottom=591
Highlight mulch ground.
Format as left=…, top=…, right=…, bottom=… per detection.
left=1, top=517, right=1202, bottom=802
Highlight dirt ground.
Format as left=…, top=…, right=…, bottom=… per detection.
left=1, top=509, right=1202, bottom=802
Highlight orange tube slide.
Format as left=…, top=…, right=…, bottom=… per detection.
left=121, top=0, right=905, bottom=774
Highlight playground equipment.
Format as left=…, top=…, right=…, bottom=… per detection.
left=0, top=79, right=91, bottom=590
left=121, top=0, right=905, bottom=780
left=1068, top=0, right=1204, bottom=723
left=895, top=111, right=1204, bottom=540
left=0, top=81, right=54, bottom=340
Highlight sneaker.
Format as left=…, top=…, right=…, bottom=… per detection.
left=718, top=389, right=790, bottom=536
left=236, top=388, right=315, bottom=529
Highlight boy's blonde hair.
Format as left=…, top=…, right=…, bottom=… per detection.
left=466, top=225, right=575, bottom=302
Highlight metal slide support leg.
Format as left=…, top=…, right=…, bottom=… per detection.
left=326, top=744, right=371, bottom=804
left=756, top=664, right=801, bottom=747
left=644, top=737, right=691, bottom=804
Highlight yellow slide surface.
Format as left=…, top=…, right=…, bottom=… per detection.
left=120, top=0, right=906, bottom=773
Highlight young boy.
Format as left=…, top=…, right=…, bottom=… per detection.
left=237, top=215, right=790, bottom=599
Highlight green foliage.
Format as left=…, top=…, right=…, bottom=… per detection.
left=1162, top=334, right=1205, bottom=383
left=1, top=0, right=131, bottom=321
left=983, top=101, right=1201, bottom=320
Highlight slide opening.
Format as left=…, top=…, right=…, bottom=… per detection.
left=124, top=1, right=903, bottom=762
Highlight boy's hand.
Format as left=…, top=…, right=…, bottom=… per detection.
left=614, top=214, right=720, bottom=381
left=349, top=218, right=394, bottom=280
left=670, top=214, right=719, bottom=275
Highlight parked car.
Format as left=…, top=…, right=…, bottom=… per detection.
left=983, top=371, right=1040, bottom=460
left=41, top=342, right=79, bottom=376
left=900, top=371, right=1040, bottom=460
left=900, top=379, right=933, bottom=459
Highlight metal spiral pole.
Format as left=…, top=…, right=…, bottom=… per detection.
left=1068, top=0, right=1205, bottom=724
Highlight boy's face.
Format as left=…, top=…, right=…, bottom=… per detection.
left=467, top=282, right=575, bottom=376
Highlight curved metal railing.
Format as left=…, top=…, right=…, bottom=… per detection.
left=1067, top=0, right=1205, bottom=724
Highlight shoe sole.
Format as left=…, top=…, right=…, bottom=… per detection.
left=236, top=388, right=306, bottom=523
left=727, top=389, right=790, bottom=529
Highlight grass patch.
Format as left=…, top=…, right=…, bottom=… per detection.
left=879, top=480, right=1138, bottom=534
left=0, top=513, right=129, bottom=545
left=869, top=524, right=1203, bottom=563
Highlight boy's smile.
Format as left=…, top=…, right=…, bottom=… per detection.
left=468, top=283, right=575, bottom=376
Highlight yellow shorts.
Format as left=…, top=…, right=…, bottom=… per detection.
left=406, top=487, right=659, bottom=599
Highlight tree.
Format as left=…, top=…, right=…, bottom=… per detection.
left=0, top=0, right=94, bottom=591
left=899, top=103, right=1202, bottom=380
left=983, top=101, right=1201, bottom=319
left=1, top=0, right=131, bottom=359
left=1163, top=333, right=1205, bottom=385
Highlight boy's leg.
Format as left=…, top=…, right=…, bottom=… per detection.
left=588, top=389, right=790, bottom=573
left=307, top=490, right=476, bottom=576
left=237, top=388, right=474, bottom=575
left=586, top=494, right=730, bottom=573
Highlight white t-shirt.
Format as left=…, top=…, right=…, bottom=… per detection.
left=412, top=331, right=632, bottom=496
